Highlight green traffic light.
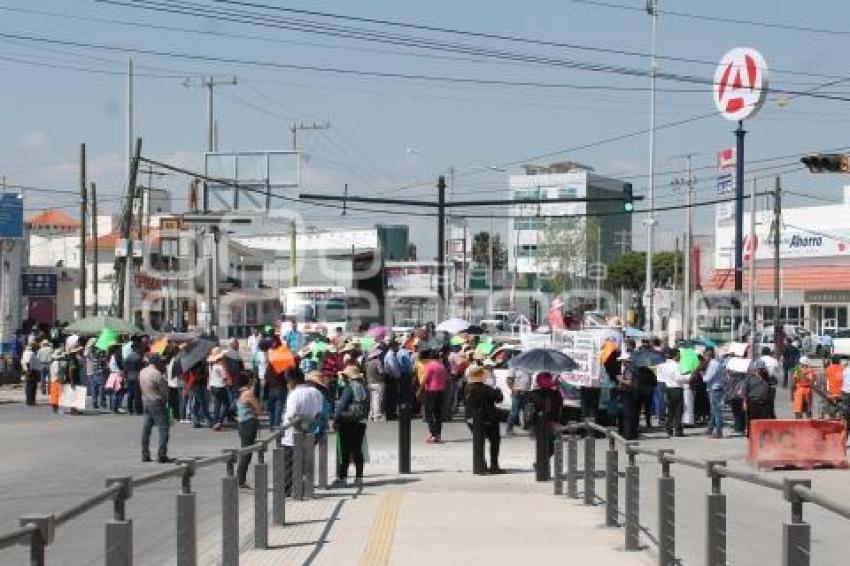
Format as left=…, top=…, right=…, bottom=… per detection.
left=624, top=202, right=634, bottom=212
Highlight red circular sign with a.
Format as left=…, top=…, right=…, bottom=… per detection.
left=713, top=47, right=769, bottom=122
left=743, top=234, right=759, bottom=261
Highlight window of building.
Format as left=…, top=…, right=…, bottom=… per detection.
left=515, top=244, right=538, bottom=258
left=556, top=187, right=577, bottom=199
left=514, top=217, right=546, bottom=231
left=514, top=188, right=540, bottom=201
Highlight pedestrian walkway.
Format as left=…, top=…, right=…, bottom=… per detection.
left=231, top=469, right=652, bottom=566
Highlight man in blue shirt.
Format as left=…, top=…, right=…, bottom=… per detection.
left=284, top=319, right=303, bottom=352
left=702, top=348, right=724, bottom=439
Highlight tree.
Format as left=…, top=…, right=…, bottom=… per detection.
left=536, top=218, right=600, bottom=293
left=607, top=250, right=683, bottom=290
left=471, top=231, right=507, bottom=269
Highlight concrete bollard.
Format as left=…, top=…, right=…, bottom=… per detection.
left=704, top=461, right=727, bottom=566
left=303, top=433, right=316, bottom=500
left=254, top=448, right=268, bottom=550
left=657, top=450, right=676, bottom=566
left=105, top=477, right=133, bottom=566
left=272, top=446, right=286, bottom=526
left=624, top=443, right=640, bottom=552
left=583, top=431, right=596, bottom=505
left=175, top=461, right=197, bottom=566
left=554, top=433, right=564, bottom=496
left=19, top=514, right=54, bottom=566
left=318, top=434, right=329, bottom=490
left=567, top=435, right=578, bottom=499
left=292, top=431, right=305, bottom=500
left=605, top=437, right=619, bottom=527
left=782, top=479, right=812, bottom=566
left=222, top=451, right=239, bottom=566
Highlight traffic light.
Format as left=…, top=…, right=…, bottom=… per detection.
left=800, top=153, right=850, bottom=173
left=623, top=182, right=634, bottom=212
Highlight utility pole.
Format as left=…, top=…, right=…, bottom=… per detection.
left=773, top=176, right=782, bottom=354
left=91, top=182, right=99, bottom=316
left=595, top=222, right=602, bottom=310
left=438, top=175, right=447, bottom=321
left=644, top=0, right=660, bottom=333
left=671, top=153, right=696, bottom=340
left=120, top=138, right=142, bottom=322
left=79, top=144, right=87, bottom=319
left=749, top=177, right=757, bottom=356
left=488, top=214, right=494, bottom=314
left=290, top=121, right=330, bottom=151
left=289, top=220, right=298, bottom=287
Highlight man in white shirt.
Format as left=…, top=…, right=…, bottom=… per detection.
left=656, top=348, right=689, bottom=437
left=757, top=347, right=781, bottom=383
left=282, top=371, right=325, bottom=495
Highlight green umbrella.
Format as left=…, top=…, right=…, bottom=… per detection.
left=359, top=336, right=375, bottom=351
left=310, top=341, right=330, bottom=354
left=450, top=335, right=465, bottom=346
left=65, top=316, right=144, bottom=336
left=94, top=328, right=119, bottom=351
left=679, top=348, right=700, bottom=374
left=475, top=342, right=496, bottom=355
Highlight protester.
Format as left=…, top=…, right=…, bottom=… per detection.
left=529, top=371, right=562, bottom=472
left=236, top=371, right=263, bottom=488
left=702, top=348, right=725, bottom=439
left=207, top=347, right=231, bottom=431
left=21, top=341, right=37, bottom=406
left=105, top=344, right=125, bottom=413
left=616, top=352, right=639, bottom=441
left=124, top=340, right=144, bottom=415
left=383, top=341, right=402, bottom=420
left=140, top=354, right=173, bottom=463
left=744, top=360, right=774, bottom=436
left=657, top=348, right=688, bottom=437
left=36, top=339, right=52, bottom=395
left=334, top=364, right=369, bottom=487
left=282, top=369, right=324, bottom=494
left=185, top=361, right=211, bottom=428
left=365, top=347, right=385, bottom=422
left=505, top=365, right=532, bottom=437
left=48, top=348, right=68, bottom=414
left=422, top=349, right=450, bottom=443
left=166, top=346, right=185, bottom=421
left=305, top=370, right=333, bottom=440
left=284, top=319, right=303, bottom=352
left=825, top=356, right=845, bottom=416
left=225, top=338, right=244, bottom=422
left=724, top=356, right=748, bottom=436
left=465, top=365, right=504, bottom=475
left=791, top=356, right=815, bottom=419
left=266, top=365, right=287, bottom=431
left=782, top=338, right=800, bottom=389
left=85, top=339, right=106, bottom=410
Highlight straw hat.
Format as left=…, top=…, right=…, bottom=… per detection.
left=305, top=370, right=325, bottom=385
left=341, top=342, right=357, bottom=353
left=339, top=365, right=362, bottom=379
left=467, top=365, right=490, bottom=384
left=207, top=346, right=225, bottom=363
left=472, top=350, right=486, bottom=362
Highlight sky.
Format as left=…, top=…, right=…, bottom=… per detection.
left=2, top=0, right=850, bottom=258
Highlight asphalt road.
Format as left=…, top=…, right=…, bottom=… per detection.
left=1, top=393, right=848, bottom=565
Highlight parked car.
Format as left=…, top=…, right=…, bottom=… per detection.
left=831, top=329, right=850, bottom=358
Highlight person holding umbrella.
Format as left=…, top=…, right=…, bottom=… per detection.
left=529, top=371, right=562, bottom=479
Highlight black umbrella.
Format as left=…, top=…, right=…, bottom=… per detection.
left=630, top=347, right=666, bottom=368
left=508, top=348, right=578, bottom=373
left=466, top=324, right=485, bottom=335
left=175, top=337, right=218, bottom=373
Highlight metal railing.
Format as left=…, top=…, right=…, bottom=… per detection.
left=553, top=420, right=850, bottom=566
left=0, top=421, right=330, bottom=566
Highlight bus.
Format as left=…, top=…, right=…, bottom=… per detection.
left=281, top=286, right=348, bottom=335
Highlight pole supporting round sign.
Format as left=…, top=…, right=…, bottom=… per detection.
left=713, top=47, right=769, bottom=122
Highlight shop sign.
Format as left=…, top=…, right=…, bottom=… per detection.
left=803, top=290, right=850, bottom=304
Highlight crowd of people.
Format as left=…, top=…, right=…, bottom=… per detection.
left=13, top=319, right=850, bottom=487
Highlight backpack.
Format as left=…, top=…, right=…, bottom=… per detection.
left=339, top=380, right=368, bottom=423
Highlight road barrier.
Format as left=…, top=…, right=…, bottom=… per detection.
left=748, top=419, right=848, bottom=469
left=0, top=420, right=330, bottom=566
left=555, top=420, right=850, bottom=566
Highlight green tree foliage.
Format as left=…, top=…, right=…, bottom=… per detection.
left=471, top=231, right=508, bottom=269
left=607, top=250, right=683, bottom=290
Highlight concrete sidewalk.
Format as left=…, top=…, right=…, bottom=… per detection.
left=238, top=471, right=652, bottom=566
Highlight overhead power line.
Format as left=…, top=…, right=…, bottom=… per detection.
left=571, top=0, right=850, bottom=38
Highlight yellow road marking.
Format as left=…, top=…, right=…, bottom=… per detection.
left=358, top=492, right=403, bottom=566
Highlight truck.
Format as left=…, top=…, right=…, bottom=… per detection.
left=280, top=286, right=348, bottom=335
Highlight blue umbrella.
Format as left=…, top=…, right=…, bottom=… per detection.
left=508, top=348, right=578, bottom=373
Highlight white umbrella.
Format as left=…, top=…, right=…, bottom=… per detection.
left=436, top=317, right=470, bottom=334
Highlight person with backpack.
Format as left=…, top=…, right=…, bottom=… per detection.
left=334, top=364, right=370, bottom=487
left=306, top=370, right=333, bottom=442
left=744, top=359, right=774, bottom=437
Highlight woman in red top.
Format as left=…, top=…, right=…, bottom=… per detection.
left=422, top=350, right=449, bottom=443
